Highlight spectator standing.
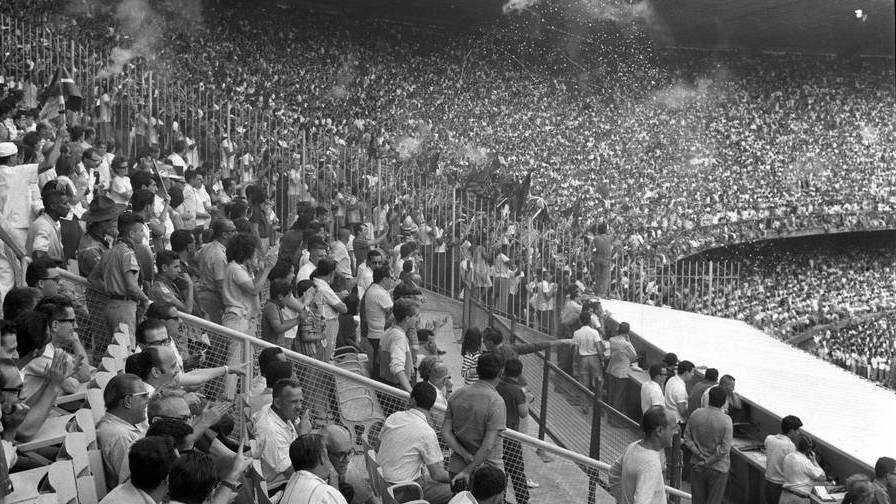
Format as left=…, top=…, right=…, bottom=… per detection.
left=362, top=265, right=393, bottom=379
left=701, top=375, right=743, bottom=414
left=311, top=258, right=348, bottom=362
left=149, top=250, right=195, bottom=313
left=780, top=433, right=826, bottom=503
left=378, top=298, right=418, bottom=393
left=196, top=219, right=237, bottom=324
left=608, top=405, right=678, bottom=504
left=682, top=387, right=733, bottom=504
left=355, top=249, right=384, bottom=300
left=871, top=457, right=896, bottom=504
left=591, top=223, right=614, bottom=297
left=665, top=360, right=695, bottom=425
left=688, top=368, right=718, bottom=416
left=763, top=415, right=803, bottom=504
left=442, top=352, right=506, bottom=486
left=108, top=157, right=132, bottom=206
left=26, top=188, right=67, bottom=263
left=495, top=358, right=533, bottom=503
left=640, top=364, right=667, bottom=414
left=607, top=322, right=637, bottom=422
left=76, top=195, right=121, bottom=278
left=460, top=328, right=482, bottom=386
left=261, top=278, right=301, bottom=347
left=293, top=279, right=326, bottom=360
left=279, top=433, right=349, bottom=504
left=572, top=310, right=606, bottom=412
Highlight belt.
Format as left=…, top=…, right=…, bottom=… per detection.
left=107, top=294, right=138, bottom=302
left=783, top=487, right=810, bottom=498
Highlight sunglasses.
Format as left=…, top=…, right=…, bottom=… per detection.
left=55, top=318, right=76, bottom=324
left=0, top=386, right=23, bottom=399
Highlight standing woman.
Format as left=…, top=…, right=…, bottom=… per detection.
left=293, top=279, right=325, bottom=362
left=310, top=258, right=347, bottom=362
left=221, top=233, right=276, bottom=399
left=779, top=433, right=826, bottom=504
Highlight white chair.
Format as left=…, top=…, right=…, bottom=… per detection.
left=86, top=389, right=106, bottom=424
left=59, top=432, right=98, bottom=504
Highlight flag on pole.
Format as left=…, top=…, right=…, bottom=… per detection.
left=39, top=67, right=82, bottom=121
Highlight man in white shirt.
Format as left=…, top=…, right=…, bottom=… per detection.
left=297, top=240, right=327, bottom=282
left=363, top=265, right=393, bottom=380
left=664, top=360, right=695, bottom=425
left=608, top=406, right=678, bottom=504
left=378, top=382, right=453, bottom=504
left=640, top=364, right=666, bottom=414
left=572, top=311, right=604, bottom=409
left=355, top=249, right=384, bottom=300
left=447, top=465, right=507, bottom=504
left=252, top=378, right=312, bottom=490
left=167, top=139, right=188, bottom=175
left=279, top=433, right=348, bottom=504
left=331, top=227, right=353, bottom=282
left=763, top=415, right=803, bottom=504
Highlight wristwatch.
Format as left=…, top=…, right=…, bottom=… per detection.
left=219, top=480, right=242, bottom=493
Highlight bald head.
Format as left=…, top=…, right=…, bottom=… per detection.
left=322, top=424, right=353, bottom=476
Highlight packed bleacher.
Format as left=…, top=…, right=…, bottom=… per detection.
left=0, top=1, right=895, bottom=503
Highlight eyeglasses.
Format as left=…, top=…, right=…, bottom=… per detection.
left=128, top=391, right=150, bottom=399
left=331, top=449, right=353, bottom=460
left=147, top=337, right=172, bottom=347
left=0, top=386, right=23, bottom=399
left=152, top=414, right=192, bottom=423
left=55, top=318, right=76, bottom=324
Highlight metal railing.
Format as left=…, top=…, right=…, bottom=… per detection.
left=58, top=270, right=692, bottom=503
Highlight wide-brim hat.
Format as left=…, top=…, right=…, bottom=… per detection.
left=0, top=142, right=17, bottom=158
left=83, top=195, right=123, bottom=222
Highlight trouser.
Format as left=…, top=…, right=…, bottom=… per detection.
left=764, top=480, right=783, bottom=504
left=503, top=437, right=530, bottom=504
left=385, top=476, right=451, bottom=504
left=222, top=308, right=256, bottom=400
left=690, top=467, right=728, bottom=504
left=606, top=374, right=628, bottom=415
left=197, top=290, right=224, bottom=324
left=104, top=299, right=137, bottom=348
left=322, top=318, right=339, bottom=362
left=363, top=337, right=381, bottom=380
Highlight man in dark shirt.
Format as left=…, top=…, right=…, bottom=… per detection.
left=495, top=358, right=530, bottom=504
left=688, top=368, right=719, bottom=416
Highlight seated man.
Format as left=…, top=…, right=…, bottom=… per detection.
left=135, top=317, right=247, bottom=392
left=125, top=346, right=181, bottom=395
left=447, top=464, right=507, bottom=504
left=280, top=433, right=348, bottom=504
left=168, top=451, right=252, bottom=504
left=23, top=257, right=62, bottom=299
left=23, top=296, right=92, bottom=399
left=96, top=373, right=150, bottom=488
left=147, top=388, right=233, bottom=459
left=99, top=436, right=177, bottom=504
left=253, top=378, right=312, bottom=490
left=0, top=358, right=27, bottom=474
left=378, top=382, right=452, bottom=504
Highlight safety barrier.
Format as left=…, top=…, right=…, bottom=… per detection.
left=59, top=270, right=691, bottom=503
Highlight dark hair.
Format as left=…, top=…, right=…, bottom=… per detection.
left=269, top=278, right=292, bottom=299
left=258, top=346, right=284, bottom=376
left=476, top=352, right=504, bottom=381
left=211, top=219, right=235, bottom=239
left=184, top=169, right=198, bottom=182
left=704, top=368, right=719, bottom=382
left=131, top=189, right=155, bottom=213
left=146, top=302, right=176, bottom=320
left=469, top=464, right=507, bottom=500
left=482, top=327, right=503, bottom=346
left=781, top=415, right=803, bottom=435
left=662, top=352, right=678, bottom=366
left=393, top=280, right=422, bottom=299
left=129, top=436, right=177, bottom=491
left=269, top=258, right=294, bottom=282
left=366, top=249, right=383, bottom=261
left=25, top=257, right=61, bottom=287
left=35, top=295, right=74, bottom=322
left=13, top=311, right=50, bottom=357
left=578, top=311, right=592, bottom=325
left=874, top=456, right=896, bottom=479
left=170, top=229, right=195, bottom=254
left=226, top=200, right=248, bottom=220
left=125, top=348, right=160, bottom=381
left=136, top=318, right=167, bottom=345
left=289, top=434, right=326, bottom=471
left=272, top=378, right=301, bottom=399
left=3, top=287, right=41, bottom=321
left=173, top=139, right=187, bottom=153
left=617, top=322, right=630, bottom=334
left=311, top=258, right=336, bottom=278
left=410, top=381, right=436, bottom=410
left=156, top=250, right=180, bottom=271
left=392, top=298, right=417, bottom=324
left=708, top=386, right=727, bottom=408
left=461, top=328, right=482, bottom=356
left=399, top=242, right=417, bottom=258
left=641, top=405, right=668, bottom=437
left=0, top=320, right=15, bottom=337
left=503, top=358, right=523, bottom=378
left=168, top=451, right=219, bottom=504
left=294, top=279, right=315, bottom=298
left=103, top=373, right=144, bottom=409
left=265, top=361, right=295, bottom=388
left=677, top=360, right=695, bottom=375
left=117, top=211, right=145, bottom=236
left=130, top=171, right=155, bottom=190
left=168, top=186, right=184, bottom=209
left=719, top=374, right=735, bottom=387
left=372, top=265, right=391, bottom=284
left=54, top=155, right=76, bottom=177
left=146, top=418, right=193, bottom=450
left=648, top=363, right=666, bottom=380
left=793, top=432, right=814, bottom=454
left=226, top=233, right=258, bottom=263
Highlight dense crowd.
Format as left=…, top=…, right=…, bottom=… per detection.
left=814, top=315, right=896, bottom=388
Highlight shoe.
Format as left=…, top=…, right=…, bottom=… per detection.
left=527, top=478, right=540, bottom=489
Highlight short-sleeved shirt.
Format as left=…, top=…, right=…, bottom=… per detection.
left=331, top=240, right=352, bottom=278
left=640, top=380, right=665, bottom=414
left=279, top=471, right=348, bottom=504
left=312, top=277, right=342, bottom=320
left=196, top=241, right=226, bottom=293
left=252, top=404, right=299, bottom=487
left=378, top=409, right=444, bottom=482
left=446, top=380, right=506, bottom=473
left=148, top=276, right=185, bottom=306
left=496, top=377, right=527, bottom=430
left=222, top=262, right=259, bottom=314
left=363, top=283, right=393, bottom=341
left=781, top=452, right=824, bottom=494
left=77, top=232, right=110, bottom=279
left=379, top=326, right=413, bottom=385
left=573, top=326, right=604, bottom=356
left=664, top=375, right=688, bottom=424
left=96, top=412, right=146, bottom=488
left=764, top=434, right=796, bottom=484
left=99, top=240, right=140, bottom=297
left=608, top=441, right=667, bottom=504
left=26, top=213, right=64, bottom=261
left=607, top=336, right=636, bottom=378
